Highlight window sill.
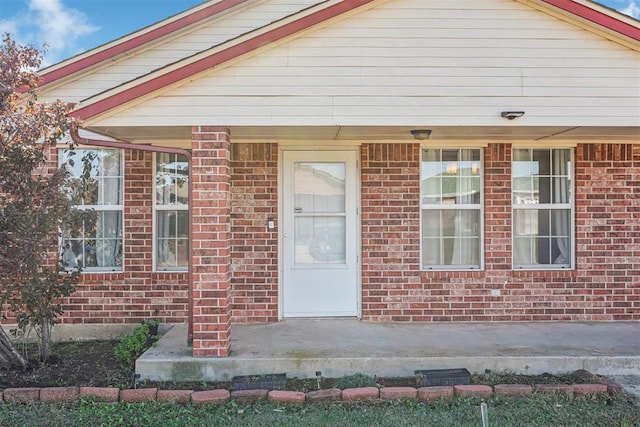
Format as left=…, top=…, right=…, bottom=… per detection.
left=78, top=268, right=124, bottom=273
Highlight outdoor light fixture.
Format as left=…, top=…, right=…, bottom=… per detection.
left=501, top=111, right=525, bottom=120
left=410, top=129, right=432, bottom=140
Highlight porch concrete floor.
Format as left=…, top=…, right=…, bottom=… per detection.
left=136, top=320, right=640, bottom=382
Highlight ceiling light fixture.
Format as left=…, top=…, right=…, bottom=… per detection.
left=410, top=129, right=432, bottom=140
left=501, top=111, right=525, bottom=120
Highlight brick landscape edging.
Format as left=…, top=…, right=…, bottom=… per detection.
left=0, top=383, right=617, bottom=405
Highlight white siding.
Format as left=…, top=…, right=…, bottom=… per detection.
left=96, top=0, right=640, bottom=128
left=41, top=0, right=320, bottom=102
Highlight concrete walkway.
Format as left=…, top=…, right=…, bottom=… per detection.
left=137, top=320, right=640, bottom=382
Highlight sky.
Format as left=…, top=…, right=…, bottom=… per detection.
left=1, top=0, right=639, bottom=68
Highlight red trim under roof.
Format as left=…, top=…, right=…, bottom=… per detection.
left=72, top=0, right=377, bottom=120
left=542, top=0, right=640, bottom=40
left=39, top=0, right=249, bottom=86
left=71, top=0, right=640, bottom=121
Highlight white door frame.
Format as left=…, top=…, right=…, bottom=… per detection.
left=278, top=145, right=361, bottom=319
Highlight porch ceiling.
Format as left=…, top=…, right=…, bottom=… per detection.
left=87, top=125, right=640, bottom=146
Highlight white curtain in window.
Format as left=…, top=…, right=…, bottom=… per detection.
left=451, top=210, right=478, bottom=265
left=157, top=212, right=175, bottom=266
left=553, top=150, right=570, bottom=264
left=451, top=150, right=479, bottom=265
left=95, top=211, right=122, bottom=267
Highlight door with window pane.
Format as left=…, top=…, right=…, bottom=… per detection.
left=282, top=150, right=359, bottom=317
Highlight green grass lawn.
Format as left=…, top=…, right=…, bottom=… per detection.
left=1, top=393, right=638, bottom=427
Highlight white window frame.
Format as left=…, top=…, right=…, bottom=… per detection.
left=420, top=147, right=484, bottom=271
left=512, top=147, right=575, bottom=270
left=60, top=148, right=124, bottom=272
left=153, top=153, right=189, bottom=272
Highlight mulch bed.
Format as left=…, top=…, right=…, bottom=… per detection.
left=0, top=340, right=612, bottom=392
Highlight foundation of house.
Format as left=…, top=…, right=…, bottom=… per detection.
left=136, top=320, right=640, bottom=382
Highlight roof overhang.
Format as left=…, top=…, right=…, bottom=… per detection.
left=85, top=125, right=640, bottom=146
left=63, top=0, right=640, bottom=126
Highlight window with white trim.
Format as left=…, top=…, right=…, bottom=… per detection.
left=512, top=148, right=573, bottom=269
left=421, top=148, right=482, bottom=269
left=60, top=149, right=123, bottom=270
left=155, top=153, right=189, bottom=271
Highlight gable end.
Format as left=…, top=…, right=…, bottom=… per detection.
left=39, top=0, right=250, bottom=87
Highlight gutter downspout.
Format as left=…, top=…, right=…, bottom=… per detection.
left=70, top=126, right=194, bottom=344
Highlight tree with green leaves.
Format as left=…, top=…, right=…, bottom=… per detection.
left=0, top=33, right=82, bottom=368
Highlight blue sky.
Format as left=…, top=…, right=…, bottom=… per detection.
left=1, top=0, right=639, bottom=67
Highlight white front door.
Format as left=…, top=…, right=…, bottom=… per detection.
left=282, top=149, right=359, bottom=317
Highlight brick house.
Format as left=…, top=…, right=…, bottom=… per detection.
left=36, top=0, right=639, bottom=357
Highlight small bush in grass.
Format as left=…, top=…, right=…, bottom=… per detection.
left=114, top=324, right=152, bottom=367
left=334, top=373, right=378, bottom=389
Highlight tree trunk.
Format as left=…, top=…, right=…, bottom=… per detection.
left=0, top=327, right=28, bottom=370
left=41, top=317, right=51, bottom=363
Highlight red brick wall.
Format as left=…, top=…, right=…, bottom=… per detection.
left=59, top=149, right=189, bottom=325
left=573, top=143, right=639, bottom=320
left=361, top=143, right=422, bottom=321
left=361, top=142, right=640, bottom=321
left=230, top=143, right=278, bottom=323
left=23, top=141, right=639, bottom=328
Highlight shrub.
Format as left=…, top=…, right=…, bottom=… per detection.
left=113, top=324, right=152, bottom=367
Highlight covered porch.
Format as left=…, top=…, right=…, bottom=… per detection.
left=70, top=126, right=640, bottom=360
left=136, top=320, right=640, bottom=382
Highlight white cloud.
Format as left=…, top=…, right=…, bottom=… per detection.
left=0, top=0, right=98, bottom=67
left=619, top=1, right=640, bottom=19
left=0, top=19, right=20, bottom=36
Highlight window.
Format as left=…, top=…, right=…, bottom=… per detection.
left=155, top=153, right=189, bottom=271
left=421, top=148, right=482, bottom=269
left=60, top=149, right=123, bottom=270
left=512, top=148, right=573, bottom=269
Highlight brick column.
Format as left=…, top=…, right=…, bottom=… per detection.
left=484, top=143, right=512, bottom=273
left=191, top=126, right=231, bottom=357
